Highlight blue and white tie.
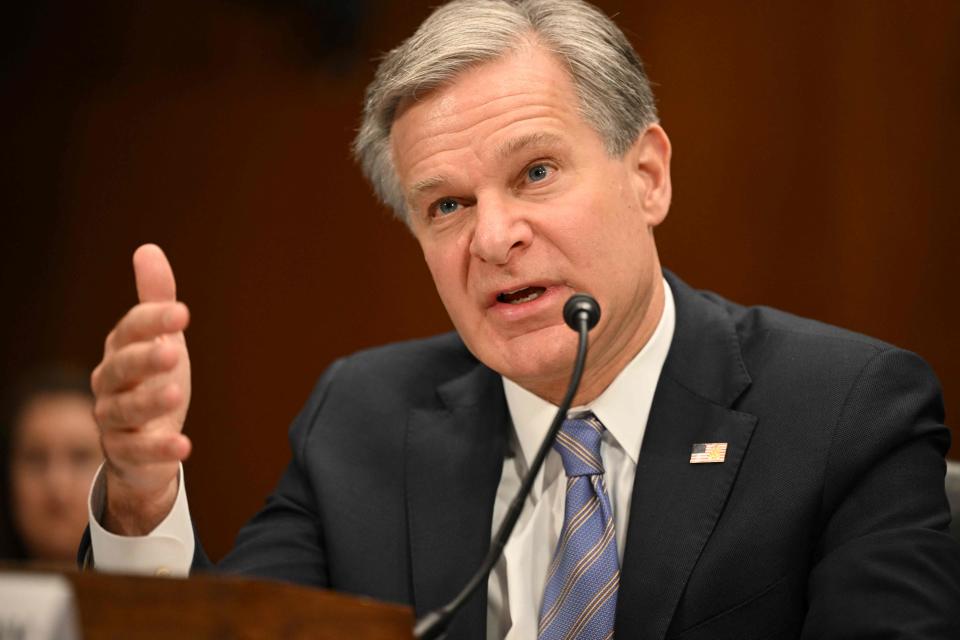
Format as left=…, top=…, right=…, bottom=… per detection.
left=538, top=413, right=620, bottom=640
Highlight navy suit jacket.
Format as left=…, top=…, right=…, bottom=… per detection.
left=86, top=271, right=960, bottom=638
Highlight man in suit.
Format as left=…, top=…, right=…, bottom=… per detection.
left=85, top=0, right=960, bottom=637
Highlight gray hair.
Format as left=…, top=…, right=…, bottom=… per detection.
left=352, top=0, right=659, bottom=224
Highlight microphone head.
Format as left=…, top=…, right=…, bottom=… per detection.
left=563, top=293, right=601, bottom=331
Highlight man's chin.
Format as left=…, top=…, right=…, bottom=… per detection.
left=480, top=329, right=579, bottom=390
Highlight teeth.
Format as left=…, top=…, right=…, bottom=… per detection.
left=510, top=290, right=542, bottom=304
left=497, top=286, right=546, bottom=304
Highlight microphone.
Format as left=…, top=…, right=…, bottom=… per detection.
left=414, top=293, right=601, bottom=640
left=563, top=293, right=601, bottom=331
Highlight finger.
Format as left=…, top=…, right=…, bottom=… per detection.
left=102, top=431, right=192, bottom=468
left=94, top=382, right=184, bottom=431
left=108, top=301, right=189, bottom=351
left=92, top=340, right=180, bottom=395
left=133, top=244, right=177, bottom=304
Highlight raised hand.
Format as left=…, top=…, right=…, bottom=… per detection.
left=91, top=244, right=192, bottom=534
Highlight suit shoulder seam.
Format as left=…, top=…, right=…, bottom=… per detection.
left=749, top=325, right=890, bottom=352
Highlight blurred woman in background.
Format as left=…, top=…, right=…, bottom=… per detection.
left=0, top=366, right=102, bottom=564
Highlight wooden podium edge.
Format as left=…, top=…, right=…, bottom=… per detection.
left=3, top=564, right=414, bottom=639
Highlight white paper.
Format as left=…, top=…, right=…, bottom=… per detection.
left=0, top=573, right=80, bottom=640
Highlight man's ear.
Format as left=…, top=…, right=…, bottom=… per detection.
left=627, top=124, right=672, bottom=228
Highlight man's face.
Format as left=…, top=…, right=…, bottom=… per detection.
left=391, top=43, right=671, bottom=402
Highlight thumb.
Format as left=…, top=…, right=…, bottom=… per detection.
left=133, top=244, right=177, bottom=303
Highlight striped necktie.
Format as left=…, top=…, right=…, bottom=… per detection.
left=538, top=412, right=620, bottom=640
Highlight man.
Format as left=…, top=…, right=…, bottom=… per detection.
left=84, top=0, right=960, bottom=638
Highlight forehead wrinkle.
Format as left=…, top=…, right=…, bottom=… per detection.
left=394, top=61, right=581, bottom=207
left=430, top=85, right=571, bottom=132
left=405, top=104, right=564, bottom=170
left=401, top=104, right=560, bottom=193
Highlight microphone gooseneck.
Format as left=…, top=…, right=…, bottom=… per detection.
left=413, top=293, right=601, bottom=640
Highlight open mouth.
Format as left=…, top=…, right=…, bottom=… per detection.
left=497, top=286, right=547, bottom=305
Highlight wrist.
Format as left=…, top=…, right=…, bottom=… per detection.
left=103, top=465, right=179, bottom=535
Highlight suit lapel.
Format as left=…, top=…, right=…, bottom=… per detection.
left=615, top=272, right=758, bottom=639
left=405, top=359, right=509, bottom=640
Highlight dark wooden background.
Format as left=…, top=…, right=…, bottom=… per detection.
left=2, top=0, right=958, bottom=561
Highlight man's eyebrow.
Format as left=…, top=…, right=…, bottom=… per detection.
left=407, top=175, right=448, bottom=205
left=494, top=132, right=565, bottom=161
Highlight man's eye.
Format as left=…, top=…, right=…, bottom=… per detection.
left=527, top=163, right=551, bottom=183
left=435, top=198, right=461, bottom=216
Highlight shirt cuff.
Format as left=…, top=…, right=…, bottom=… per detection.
left=87, top=462, right=195, bottom=577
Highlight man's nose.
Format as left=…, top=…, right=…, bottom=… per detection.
left=469, top=194, right=532, bottom=265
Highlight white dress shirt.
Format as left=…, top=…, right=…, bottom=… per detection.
left=487, top=279, right=674, bottom=639
left=89, top=280, right=675, bottom=639
left=87, top=462, right=193, bottom=576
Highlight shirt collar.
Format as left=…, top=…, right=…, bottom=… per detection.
left=502, top=278, right=676, bottom=472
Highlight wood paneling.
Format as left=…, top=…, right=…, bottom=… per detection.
left=2, top=0, right=957, bottom=559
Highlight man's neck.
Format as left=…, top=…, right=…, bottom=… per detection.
left=522, top=274, right=666, bottom=407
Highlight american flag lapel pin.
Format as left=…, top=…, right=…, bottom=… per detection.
left=690, top=442, right=728, bottom=464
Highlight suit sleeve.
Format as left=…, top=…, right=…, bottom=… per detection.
left=200, top=358, right=347, bottom=587
left=802, top=347, right=960, bottom=637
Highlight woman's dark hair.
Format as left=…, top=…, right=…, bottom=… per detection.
left=0, top=364, right=92, bottom=560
